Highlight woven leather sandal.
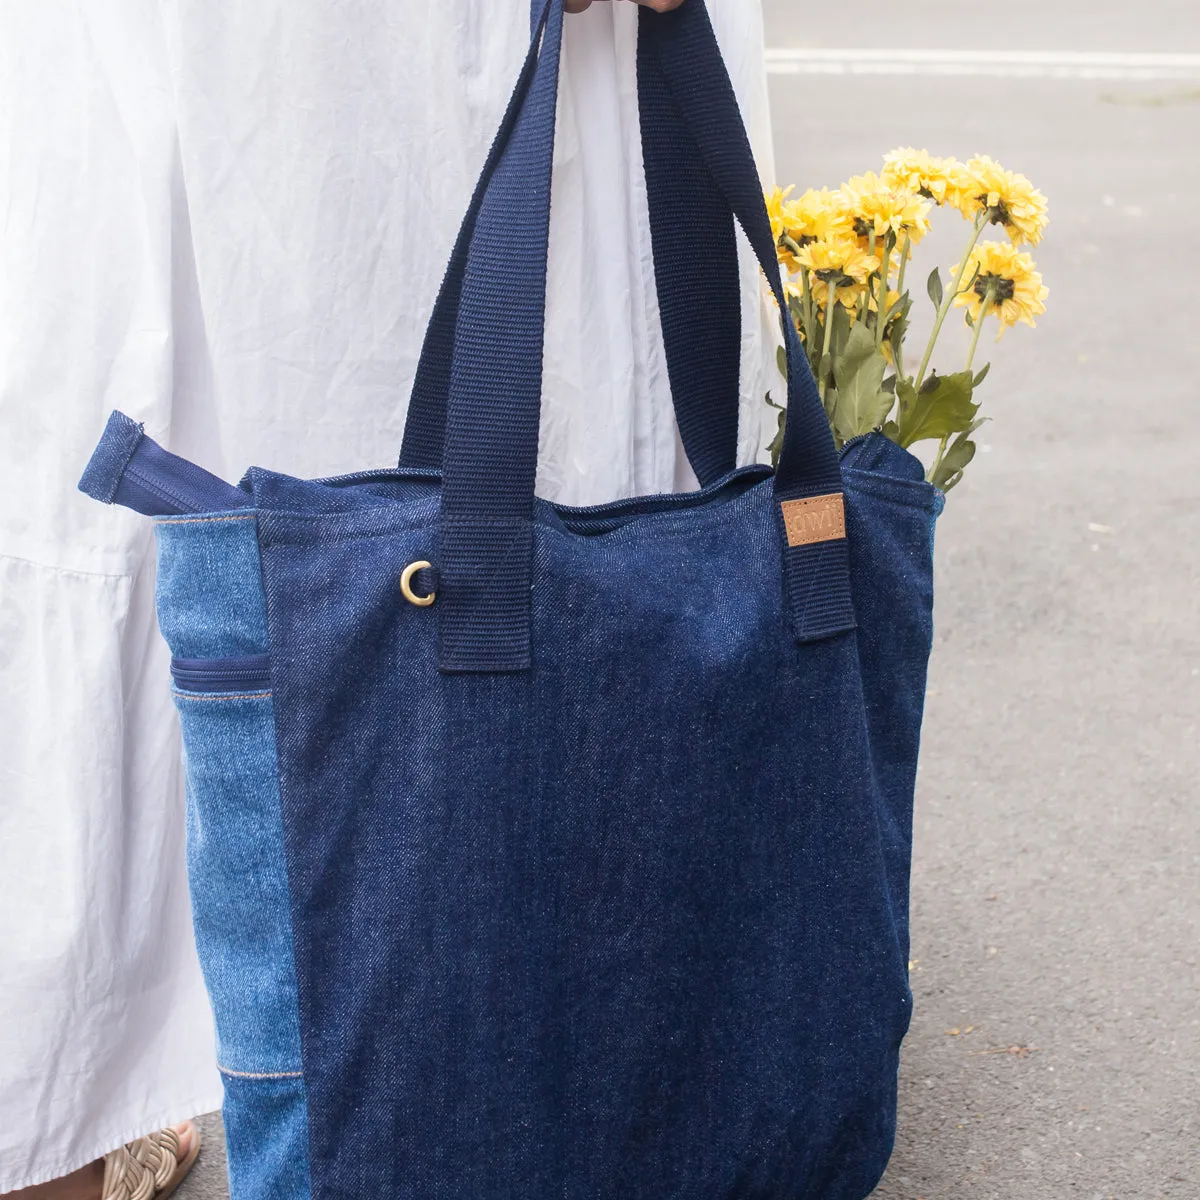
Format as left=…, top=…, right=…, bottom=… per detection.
left=101, top=1124, right=200, bottom=1200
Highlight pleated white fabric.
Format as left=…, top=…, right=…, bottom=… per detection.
left=0, top=0, right=778, bottom=1187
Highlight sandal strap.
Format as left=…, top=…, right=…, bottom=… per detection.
left=102, top=1128, right=183, bottom=1200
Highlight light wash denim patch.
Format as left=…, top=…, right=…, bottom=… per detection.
left=155, top=514, right=312, bottom=1200
left=155, top=514, right=269, bottom=659
left=174, top=688, right=300, bottom=1074
left=222, top=1072, right=314, bottom=1200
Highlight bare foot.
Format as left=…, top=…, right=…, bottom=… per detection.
left=1, top=1124, right=196, bottom=1200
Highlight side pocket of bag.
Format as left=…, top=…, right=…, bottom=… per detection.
left=172, top=685, right=300, bottom=1076
left=841, top=435, right=944, bottom=972
left=154, top=514, right=312, bottom=1200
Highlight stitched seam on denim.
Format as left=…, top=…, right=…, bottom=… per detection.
left=258, top=545, right=324, bottom=1115
left=537, top=488, right=769, bottom=548
left=154, top=514, right=257, bottom=526
left=255, top=510, right=439, bottom=543
left=255, top=487, right=767, bottom=548
left=252, top=474, right=769, bottom=545
left=310, top=466, right=441, bottom=485
left=123, top=461, right=210, bottom=515
left=841, top=467, right=936, bottom=495
left=841, top=469, right=942, bottom=511
left=550, top=465, right=770, bottom=520
left=217, top=1066, right=303, bottom=1080
left=171, top=690, right=272, bottom=701
left=261, top=495, right=769, bottom=550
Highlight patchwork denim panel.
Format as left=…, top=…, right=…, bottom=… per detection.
left=155, top=513, right=269, bottom=659
left=171, top=688, right=300, bottom=1074
left=222, top=1072, right=314, bottom=1200
left=154, top=515, right=311, bottom=1199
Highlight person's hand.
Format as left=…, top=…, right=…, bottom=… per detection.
left=565, top=0, right=686, bottom=13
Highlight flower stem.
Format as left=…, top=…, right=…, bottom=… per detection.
left=914, top=211, right=988, bottom=391
left=893, top=233, right=911, bottom=379
left=929, top=433, right=951, bottom=484
left=818, top=288, right=836, bottom=407
left=895, top=232, right=911, bottom=300
left=860, top=229, right=877, bottom=322
left=800, top=269, right=816, bottom=369
left=965, top=283, right=995, bottom=371
left=875, top=238, right=893, bottom=349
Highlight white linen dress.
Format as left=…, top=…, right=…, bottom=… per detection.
left=0, top=0, right=779, bottom=1187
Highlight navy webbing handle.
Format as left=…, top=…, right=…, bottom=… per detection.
left=436, top=0, right=852, bottom=673
left=399, top=6, right=741, bottom=488
left=434, top=0, right=564, bottom=672
left=397, top=23, right=553, bottom=473
left=638, top=7, right=854, bottom=647
left=637, top=15, right=741, bottom=487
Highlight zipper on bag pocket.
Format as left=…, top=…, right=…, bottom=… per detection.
left=171, top=654, right=272, bottom=694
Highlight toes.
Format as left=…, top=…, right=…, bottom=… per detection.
left=167, top=1122, right=195, bottom=1162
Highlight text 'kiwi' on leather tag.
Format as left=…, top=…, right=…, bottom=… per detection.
left=780, top=493, right=846, bottom=548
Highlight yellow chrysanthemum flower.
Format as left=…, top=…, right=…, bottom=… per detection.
left=788, top=187, right=854, bottom=246
left=798, top=238, right=880, bottom=311
left=952, top=241, right=1049, bottom=336
left=837, top=171, right=932, bottom=247
left=766, top=185, right=796, bottom=245
left=959, top=156, right=1049, bottom=246
left=767, top=186, right=852, bottom=272
left=881, top=148, right=972, bottom=210
left=766, top=185, right=808, bottom=272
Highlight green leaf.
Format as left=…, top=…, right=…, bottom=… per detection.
left=882, top=420, right=900, bottom=443
left=885, top=292, right=911, bottom=357
left=929, top=433, right=977, bottom=491
left=823, top=385, right=839, bottom=425
left=828, top=303, right=852, bottom=360
left=766, top=396, right=787, bottom=470
left=882, top=374, right=898, bottom=394
left=777, top=345, right=788, bottom=379
left=927, top=268, right=944, bottom=309
left=895, top=370, right=979, bottom=448
left=973, top=362, right=991, bottom=387
left=830, top=321, right=895, bottom=443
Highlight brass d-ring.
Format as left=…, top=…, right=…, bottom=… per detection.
left=400, top=560, right=435, bottom=607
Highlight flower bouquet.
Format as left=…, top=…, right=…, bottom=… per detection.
left=766, top=150, right=1048, bottom=491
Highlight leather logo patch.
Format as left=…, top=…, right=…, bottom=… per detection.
left=780, top=493, right=846, bottom=547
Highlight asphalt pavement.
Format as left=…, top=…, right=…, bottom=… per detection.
left=180, top=3, right=1200, bottom=1197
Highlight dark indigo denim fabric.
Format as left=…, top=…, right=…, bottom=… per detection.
left=233, top=431, right=939, bottom=1200
left=154, top=515, right=313, bottom=1200
left=82, top=418, right=939, bottom=1198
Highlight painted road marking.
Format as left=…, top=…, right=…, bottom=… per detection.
left=764, top=48, right=1200, bottom=81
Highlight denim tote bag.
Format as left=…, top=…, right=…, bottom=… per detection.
left=79, top=2, right=943, bottom=1196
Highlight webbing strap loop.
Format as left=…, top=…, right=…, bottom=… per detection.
left=427, top=0, right=852, bottom=672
